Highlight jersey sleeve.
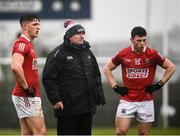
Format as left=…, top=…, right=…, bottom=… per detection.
left=12, top=42, right=30, bottom=56
left=154, top=52, right=165, bottom=66
left=111, top=51, right=122, bottom=66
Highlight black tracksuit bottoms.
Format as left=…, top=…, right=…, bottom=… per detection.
left=57, top=112, right=93, bottom=135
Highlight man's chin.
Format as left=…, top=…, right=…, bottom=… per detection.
left=78, top=40, right=84, bottom=44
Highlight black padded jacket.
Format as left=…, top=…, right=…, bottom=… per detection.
left=42, top=38, right=105, bottom=117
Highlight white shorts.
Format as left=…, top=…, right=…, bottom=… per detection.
left=116, top=100, right=154, bottom=122
left=12, top=95, right=44, bottom=119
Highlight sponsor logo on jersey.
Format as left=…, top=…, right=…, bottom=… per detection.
left=32, top=58, right=38, bottom=70
left=18, top=43, right=26, bottom=52
left=126, top=68, right=149, bottom=78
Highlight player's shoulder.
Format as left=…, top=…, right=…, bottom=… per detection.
left=16, top=36, right=29, bottom=43
left=13, top=36, right=29, bottom=47
left=118, top=46, right=131, bottom=56
left=12, top=36, right=31, bottom=54
left=48, top=44, right=64, bottom=59
left=145, top=46, right=158, bottom=56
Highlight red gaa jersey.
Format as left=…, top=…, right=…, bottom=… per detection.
left=12, top=35, right=40, bottom=97
left=112, top=46, right=165, bottom=102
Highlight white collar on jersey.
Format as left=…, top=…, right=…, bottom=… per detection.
left=21, top=34, right=31, bottom=42
left=132, top=45, right=146, bottom=52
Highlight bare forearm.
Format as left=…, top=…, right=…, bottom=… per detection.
left=104, top=67, right=117, bottom=88
left=161, top=58, right=175, bottom=83
left=12, top=65, right=28, bottom=89
left=11, top=53, right=28, bottom=89
left=161, top=65, right=175, bottom=83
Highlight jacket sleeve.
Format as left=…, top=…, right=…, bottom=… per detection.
left=42, top=50, right=64, bottom=105
left=90, top=51, right=106, bottom=105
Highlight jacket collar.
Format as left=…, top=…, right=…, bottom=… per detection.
left=63, top=36, right=90, bottom=51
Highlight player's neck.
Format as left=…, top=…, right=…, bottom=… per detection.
left=135, top=51, right=142, bottom=54
left=21, top=34, right=32, bottom=42
left=21, top=32, right=33, bottom=42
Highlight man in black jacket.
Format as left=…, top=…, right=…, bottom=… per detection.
left=42, top=19, right=105, bottom=135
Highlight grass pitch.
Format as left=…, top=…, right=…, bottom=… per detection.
left=0, top=127, right=180, bottom=135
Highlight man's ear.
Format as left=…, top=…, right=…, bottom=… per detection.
left=130, top=38, right=133, bottom=43
left=21, top=21, right=28, bottom=31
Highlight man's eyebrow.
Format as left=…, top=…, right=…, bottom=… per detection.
left=137, top=39, right=146, bottom=41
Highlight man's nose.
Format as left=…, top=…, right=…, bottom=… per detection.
left=80, top=33, right=84, bottom=37
left=37, top=24, right=40, bottom=30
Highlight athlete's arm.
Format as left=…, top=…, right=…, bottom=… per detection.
left=11, top=53, right=28, bottom=89
left=103, top=59, right=118, bottom=88
left=160, top=58, right=175, bottom=83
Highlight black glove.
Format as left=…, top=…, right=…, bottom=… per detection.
left=145, top=80, right=164, bottom=94
left=113, top=85, right=128, bottom=96
left=24, top=87, right=36, bottom=97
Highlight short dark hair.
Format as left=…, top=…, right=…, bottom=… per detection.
left=20, top=13, right=40, bottom=25
left=131, top=26, right=147, bottom=38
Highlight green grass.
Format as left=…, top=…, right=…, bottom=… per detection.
left=93, top=127, right=180, bottom=135
left=0, top=127, right=180, bottom=135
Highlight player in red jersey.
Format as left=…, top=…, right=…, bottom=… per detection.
left=104, top=26, right=175, bottom=135
left=11, top=14, right=46, bottom=135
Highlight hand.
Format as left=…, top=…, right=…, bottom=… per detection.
left=24, top=87, right=36, bottom=97
left=97, top=97, right=106, bottom=105
left=113, top=85, right=128, bottom=96
left=145, top=80, right=164, bottom=94
left=53, top=101, right=64, bottom=110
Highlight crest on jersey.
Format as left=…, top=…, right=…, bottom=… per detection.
left=135, top=58, right=141, bottom=65
left=144, top=58, right=150, bottom=64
